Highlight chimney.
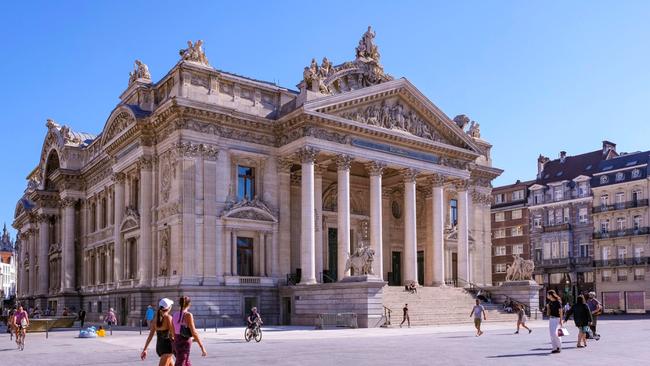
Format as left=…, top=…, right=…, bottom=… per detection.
left=559, top=151, right=567, bottom=163
left=602, top=140, right=616, bottom=158
left=537, top=154, right=550, bottom=177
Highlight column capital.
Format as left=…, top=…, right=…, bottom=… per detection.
left=297, top=146, right=319, bottom=164
left=60, top=197, right=77, bottom=208
left=335, top=154, right=353, bottom=171
left=454, top=179, right=469, bottom=191
left=429, top=173, right=446, bottom=187
left=138, top=156, right=154, bottom=170
left=277, top=157, right=293, bottom=173
left=401, top=168, right=419, bottom=183
left=200, top=143, right=219, bottom=161
left=365, top=161, right=386, bottom=176
left=35, top=213, right=51, bottom=223
left=112, top=171, right=126, bottom=183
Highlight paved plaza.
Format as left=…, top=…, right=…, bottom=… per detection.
left=1, top=316, right=648, bottom=365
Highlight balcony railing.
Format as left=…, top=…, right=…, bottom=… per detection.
left=593, top=227, right=650, bottom=239
left=592, top=199, right=649, bottom=214
left=542, top=223, right=571, bottom=232
left=536, top=258, right=570, bottom=267
left=593, top=257, right=650, bottom=267
left=571, top=257, right=593, bottom=266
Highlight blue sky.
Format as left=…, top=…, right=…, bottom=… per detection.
left=1, top=1, right=650, bottom=237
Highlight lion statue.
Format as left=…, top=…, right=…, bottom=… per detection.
left=345, top=246, right=375, bottom=276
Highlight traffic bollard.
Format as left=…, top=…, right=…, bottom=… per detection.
left=139, top=320, right=142, bottom=335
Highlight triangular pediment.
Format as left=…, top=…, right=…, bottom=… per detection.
left=304, top=79, right=481, bottom=154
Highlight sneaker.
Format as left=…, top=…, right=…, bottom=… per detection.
left=594, top=335, right=600, bottom=341
left=514, top=331, right=519, bottom=334
left=551, top=349, right=561, bottom=354
left=528, top=329, right=532, bottom=334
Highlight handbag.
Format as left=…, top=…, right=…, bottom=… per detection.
left=178, top=312, right=192, bottom=340
left=557, top=327, right=570, bottom=337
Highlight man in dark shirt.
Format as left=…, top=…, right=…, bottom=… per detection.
left=78, top=309, right=87, bottom=328
left=247, top=307, right=262, bottom=329
left=400, top=304, right=410, bottom=328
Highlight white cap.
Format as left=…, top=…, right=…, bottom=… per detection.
left=159, top=298, right=174, bottom=310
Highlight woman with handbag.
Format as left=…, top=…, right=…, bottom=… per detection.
left=141, top=298, right=175, bottom=366
left=545, top=290, right=564, bottom=354
left=564, top=295, right=593, bottom=348
left=172, top=296, right=207, bottom=366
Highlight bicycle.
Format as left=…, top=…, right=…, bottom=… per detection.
left=244, top=320, right=262, bottom=343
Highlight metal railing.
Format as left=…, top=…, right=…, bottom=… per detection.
left=593, top=227, right=650, bottom=239
left=593, top=256, right=650, bottom=267
left=592, top=199, right=649, bottom=213
left=542, top=223, right=571, bottom=232
left=382, top=306, right=392, bottom=326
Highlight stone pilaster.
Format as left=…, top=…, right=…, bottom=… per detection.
left=37, top=214, right=49, bottom=296
left=61, top=198, right=76, bottom=292
left=138, top=157, right=153, bottom=286
left=277, top=157, right=292, bottom=278
left=112, top=173, right=125, bottom=282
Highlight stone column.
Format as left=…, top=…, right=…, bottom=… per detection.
left=37, top=215, right=49, bottom=296
left=314, top=165, right=324, bottom=282
left=61, top=198, right=76, bottom=292
left=402, top=169, right=418, bottom=285
left=224, top=228, right=232, bottom=275
left=298, top=147, right=318, bottom=285
left=231, top=230, right=238, bottom=276
left=456, top=180, right=470, bottom=285
left=259, top=232, right=266, bottom=276
left=277, top=158, right=292, bottom=277
left=367, top=161, right=385, bottom=279
left=336, top=155, right=353, bottom=280
left=113, top=173, right=125, bottom=282
left=431, top=174, right=446, bottom=286
left=139, top=157, right=153, bottom=286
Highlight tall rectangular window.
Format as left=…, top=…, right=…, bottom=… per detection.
left=450, top=199, right=458, bottom=226
left=511, top=209, right=522, bottom=219
left=578, top=182, right=588, bottom=197
left=579, top=242, right=589, bottom=257
left=563, top=207, right=570, bottom=223
left=494, top=212, right=505, bottom=222
left=533, top=216, right=542, bottom=228
left=237, top=166, right=255, bottom=200
left=600, top=194, right=609, bottom=207
left=237, top=236, right=254, bottom=276
left=579, top=208, right=588, bottom=223
left=601, top=220, right=609, bottom=233
left=633, top=216, right=642, bottom=230
left=512, top=190, right=524, bottom=201
left=554, top=187, right=563, bottom=201
left=548, top=211, right=555, bottom=225
left=494, top=194, right=504, bottom=204
left=511, top=226, right=523, bottom=236
left=543, top=242, right=551, bottom=259
left=615, top=192, right=625, bottom=208
left=494, top=246, right=506, bottom=256
left=617, top=217, right=626, bottom=231
left=513, top=244, right=524, bottom=255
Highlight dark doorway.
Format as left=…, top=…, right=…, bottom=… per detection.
left=120, top=297, right=128, bottom=326
left=281, top=297, right=291, bottom=325
left=328, top=228, right=338, bottom=281
left=391, top=251, right=402, bottom=285
left=452, top=252, right=458, bottom=286
left=417, top=250, right=424, bottom=285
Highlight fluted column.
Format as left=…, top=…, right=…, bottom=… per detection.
left=430, top=174, right=446, bottom=286
left=403, top=169, right=418, bottom=285
left=139, top=157, right=153, bottom=285
left=336, top=155, right=353, bottom=279
left=298, top=147, right=318, bottom=284
left=113, top=173, right=125, bottom=282
left=37, top=215, right=50, bottom=296
left=277, top=158, right=292, bottom=277
left=456, top=180, right=470, bottom=285
left=366, top=161, right=385, bottom=279
left=61, top=198, right=76, bottom=292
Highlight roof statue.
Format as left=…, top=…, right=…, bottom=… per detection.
left=453, top=114, right=470, bottom=130
left=179, top=40, right=210, bottom=66
left=355, top=26, right=380, bottom=62
left=300, top=26, right=392, bottom=95
left=128, top=59, right=151, bottom=84
left=468, top=120, right=481, bottom=138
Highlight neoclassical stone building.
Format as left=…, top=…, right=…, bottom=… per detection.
left=13, top=28, right=501, bottom=325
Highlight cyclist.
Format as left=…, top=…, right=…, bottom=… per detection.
left=14, top=305, right=29, bottom=350
left=246, top=307, right=263, bottom=332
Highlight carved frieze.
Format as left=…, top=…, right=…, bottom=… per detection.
left=471, top=191, right=492, bottom=206
left=104, top=112, right=135, bottom=143
left=158, top=202, right=181, bottom=220
left=222, top=198, right=277, bottom=222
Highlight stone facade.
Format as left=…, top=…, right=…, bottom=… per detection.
left=13, top=28, right=501, bottom=325
left=491, top=180, right=532, bottom=285
left=591, top=150, right=650, bottom=313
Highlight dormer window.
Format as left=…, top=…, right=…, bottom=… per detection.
left=615, top=172, right=624, bottom=182
left=632, top=169, right=641, bottom=179
left=600, top=175, right=609, bottom=184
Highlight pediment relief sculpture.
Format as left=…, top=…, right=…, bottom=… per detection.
left=222, top=198, right=277, bottom=222
left=104, top=111, right=135, bottom=143
left=338, top=101, right=444, bottom=142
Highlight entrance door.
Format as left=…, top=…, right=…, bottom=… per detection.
left=120, top=298, right=128, bottom=326
left=391, top=251, right=402, bottom=285
left=417, top=251, right=424, bottom=285
left=328, top=228, right=338, bottom=282
left=452, top=253, right=458, bottom=286
left=281, top=297, right=291, bottom=325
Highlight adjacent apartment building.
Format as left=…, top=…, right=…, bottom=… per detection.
left=0, top=224, right=17, bottom=302
left=528, top=141, right=618, bottom=303
left=591, top=150, right=650, bottom=313
left=491, top=180, right=532, bottom=285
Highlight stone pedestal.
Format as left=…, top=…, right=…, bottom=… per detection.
left=490, top=280, right=541, bottom=313
left=280, top=280, right=386, bottom=328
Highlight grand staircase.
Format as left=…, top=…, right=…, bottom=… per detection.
left=382, top=285, right=515, bottom=326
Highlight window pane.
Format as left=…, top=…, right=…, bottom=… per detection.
left=237, top=237, right=254, bottom=276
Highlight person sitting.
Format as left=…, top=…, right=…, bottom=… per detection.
left=404, top=282, right=417, bottom=294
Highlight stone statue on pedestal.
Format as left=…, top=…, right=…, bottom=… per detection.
left=129, top=59, right=151, bottom=84
left=179, top=40, right=210, bottom=66
left=345, top=246, right=375, bottom=276
left=505, top=254, right=535, bottom=281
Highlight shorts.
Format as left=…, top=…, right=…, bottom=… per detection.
left=474, top=318, right=482, bottom=327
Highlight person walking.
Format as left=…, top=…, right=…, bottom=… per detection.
left=514, top=304, right=532, bottom=334
left=399, top=303, right=410, bottom=328
left=141, top=298, right=175, bottom=366
left=564, top=295, right=593, bottom=348
left=7, top=307, right=16, bottom=340
left=172, top=296, right=207, bottom=365
left=78, top=308, right=87, bottom=328
left=545, top=290, right=564, bottom=354
left=145, top=305, right=155, bottom=328
left=105, top=308, right=118, bottom=331
left=470, top=299, right=486, bottom=336
left=586, top=292, right=602, bottom=340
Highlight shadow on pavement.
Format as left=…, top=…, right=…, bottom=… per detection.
left=487, top=352, right=549, bottom=358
